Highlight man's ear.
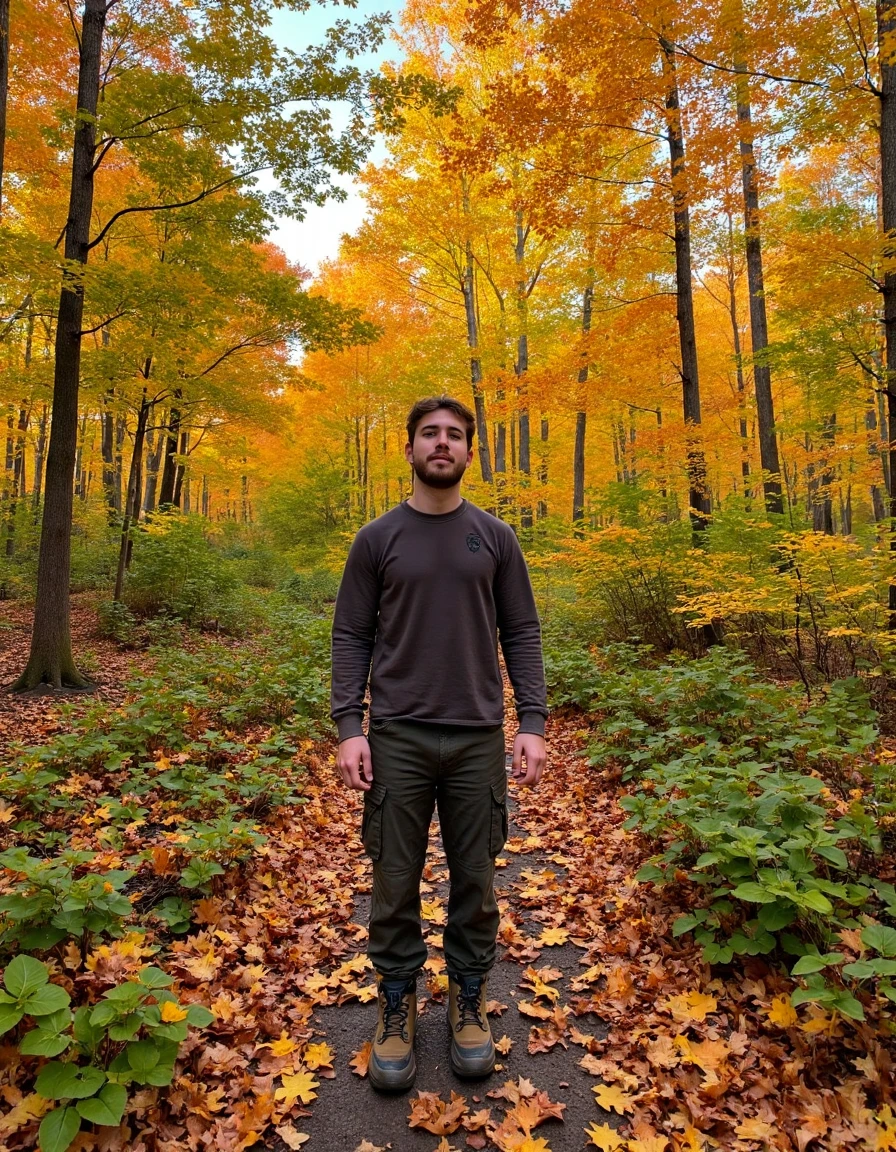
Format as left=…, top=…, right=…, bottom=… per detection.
left=404, top=440, right=413, bottom=464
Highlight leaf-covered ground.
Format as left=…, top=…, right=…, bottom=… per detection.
left=1, top=606, right=895, bottom=1151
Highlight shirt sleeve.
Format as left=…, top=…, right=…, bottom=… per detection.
left=494, top=528, right=548, bottom=737
left=330, top=530, right=379, bottom=742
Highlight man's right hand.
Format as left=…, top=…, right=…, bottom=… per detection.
left=336, top=735, right=373, bottom=791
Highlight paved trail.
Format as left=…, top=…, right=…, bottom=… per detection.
left=291, top=715, right=622, bottom=1152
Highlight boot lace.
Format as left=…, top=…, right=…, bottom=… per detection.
left=380, top=988, right=410, bottom=1041
left=455, top=980, right=487, bottom=1033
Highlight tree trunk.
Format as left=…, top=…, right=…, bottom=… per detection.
left=114, top=394, right=149, bottom=602
left=879, top=0, right=896, bottom=626
left=515, top=210, right=532, bottom=528
left=573, top=282, right=594, bottom=523
left=172, top=429, right=188, bottom=508
left=157, top=394, right=181, bottom=508
left=732, top=15, right=783, bottom=514
left=0, top=0, right=9, bottom=216
left=866, top=404, right=887, bottom=521
left=661, top=35, right=710, bottom=537
left=32, top=404, right=48, bottom=515
left=14, top=0, right=107, bottom=691
left=724, top=212, right=752, bottom=493
left=461, top=179, right=493, bottom=483
left=143, top=425, right=162, bottom=513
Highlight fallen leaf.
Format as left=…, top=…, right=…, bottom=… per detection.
left=764, top=995, right=798, bottom=1028
left=274, top=1068, right=319, bottom=1108
left=663, top=990, right=718, bottom=1023
left=350, top=1042, right=371, bottom=1077
left=593, top=1084, right=635, bottom=1115
left=275, top=1124, right=311, bottom=1149
left=585, top=1122, right=625, bottom=1151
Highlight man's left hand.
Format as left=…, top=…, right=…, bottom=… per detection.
left=510, top=732, right=546, bottom=787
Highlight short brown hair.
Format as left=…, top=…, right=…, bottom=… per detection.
left=406, top=395, right=476, bottom=448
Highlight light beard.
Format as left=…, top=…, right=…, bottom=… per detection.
left=412, top=455, right=468, bottom=490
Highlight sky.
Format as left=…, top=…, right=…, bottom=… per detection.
left=266, top=1, right=404, bottom=278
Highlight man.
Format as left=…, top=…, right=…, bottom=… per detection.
left=331, top=395, right=547, bottom=1092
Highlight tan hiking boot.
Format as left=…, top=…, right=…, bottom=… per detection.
left=369, top=977, right=417, bottom=1091
left=448, top=974, right=495, bottom=1077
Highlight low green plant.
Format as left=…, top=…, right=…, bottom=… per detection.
left=0, top=955, right=213, bottom=1152
left=0, top=850, right=134, bottom=952
left=586, top=648, right=893, bottom=1019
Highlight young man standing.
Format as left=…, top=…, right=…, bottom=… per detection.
left=331, top=395, right=548, bottom=1092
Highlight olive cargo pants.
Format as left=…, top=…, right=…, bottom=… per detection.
left=362, top=720, right=508, bottom=982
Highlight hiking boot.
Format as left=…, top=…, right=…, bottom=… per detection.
left=369, top=976, right=417, bottom=1092
left=448, top=973, right=495, bottom=1077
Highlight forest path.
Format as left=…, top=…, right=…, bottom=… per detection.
left=292, top=712, right=621, bottom=1152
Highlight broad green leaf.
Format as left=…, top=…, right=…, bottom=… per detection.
left=144, top=1061, right=176, bottom=1087
left=816, top=845, right=848, bottom=870
left=731, top=882, right=775, bottom=903
left=861, top=924, right=896, bottom=958
left=5, top=954, right=49, bottom=999
left=73, top=1006, right=104, bottom=1049
left=792, top=955, right=835, bottom=976
left=36, top=1062, right=105, bottom=1101
left=831, top=992, right=865, bottom=1021
left=757, top=901, right=796, bottom=931
left=842, top=960, right=877, bottom=980
left=126, top=1039, right=161, bottom=1077
left=799, top=889, right=833, bottom=914
left=0, top=1002, right=25, bottom=1035
left=137, top=967, right=172, bottom=989
left=20, top=1029, right=72, bottom=1057
left=185, top=1004, right=215, bottom=1027
left=26, top=985, right=71, bottom=1017
left=38, top=1105, right=80, bottom=1152
left=89, top=1001, right=119, bottom=1028
left=75, top=1082, right=127, bottom=1127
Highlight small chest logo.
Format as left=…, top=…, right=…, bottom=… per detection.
left=466, top=533, right=481, bottom=553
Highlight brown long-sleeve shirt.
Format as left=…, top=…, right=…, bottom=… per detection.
left=330, top=499, right=548, bottom=741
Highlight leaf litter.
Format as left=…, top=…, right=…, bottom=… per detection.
left=0, top=612, right=893, bottom=1150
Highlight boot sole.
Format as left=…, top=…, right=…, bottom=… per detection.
left=449, top=1043, right=496, bottom=1078
left=368, top=1051, right=417, bottom=1092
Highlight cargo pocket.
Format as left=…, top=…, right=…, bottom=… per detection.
left=489, top=779, right=508, bottom=857
left=361, top=783, right=386, bottom=861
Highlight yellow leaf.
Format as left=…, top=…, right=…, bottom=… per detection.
left=585, top=1122, right=625, bottom=1151
left=515, top=1140, right=552, bottom=1152
left=303, top=1042, right=335, bottom=1069
left=275, top=1124, right=311, bottom=1149
left=274, top=1068, right=319, bottom=1107
left=0, top=1093, right=52, bottom=1135
left=764, top=995, right=798, bottom=1028
left=593, top=1084, right=634, bottom=1115
left=160, top=1001, right=188, bottom=1023
left=663, top=990, right=717, bottom=1023
left=539, top=927, right=570, bottom=947
left=496, top=1035, right=513, bottom=1054
left=626, top=1138, right=669, bottom=1152
left=259, top=1032, right=298, bottom=1058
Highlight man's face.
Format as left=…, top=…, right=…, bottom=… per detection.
left=405, top=408, right=474, bottom=489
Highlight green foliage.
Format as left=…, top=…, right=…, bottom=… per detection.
left=0, top=956, right=213, bottom=1152
left=584, top=647, right=894, bottom=1018
left=122, top=512, right=262, bottom=633
left=280, top=568, right=341, bottom=612
left=0, top=851, right=134, bottom=952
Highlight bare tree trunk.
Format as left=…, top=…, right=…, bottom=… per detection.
left=172, top=429, right=188, bottom=508
left=515, top=210, right=532, bottom=528
left=157, top=392, right=181, bottom=508
left=879, top=0, right=896, bottom=626
left=866, top=404, right=887, bottom=521
left=461, top=177, right=493, bottom=483
left=733, top=9, right=783, bottom=514
left=573, top=282, right=594, bottom=524
left=114, top=394, right=149, bottom=602
left=0, top=0, right=9, bottom=215
left=32, top=404, right=48, bottom=515
left=724, top=212, right=752, bottom=494
left=660, top=35, right=711, bottom=540
left=143, top=424, right=162, bottom=514
left=14, top=0, right=108, bottom=690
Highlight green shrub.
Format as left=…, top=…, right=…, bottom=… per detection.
left=122, top=512, right=252, bottom=631
left=280, top=567, right=340, bottom=611
left=0, top=954, right=213, bottom=1152
left=586, top=648, right=894, bottom=1019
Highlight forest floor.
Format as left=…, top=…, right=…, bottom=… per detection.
left=0, top=602, right=894, bottom=1152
